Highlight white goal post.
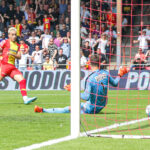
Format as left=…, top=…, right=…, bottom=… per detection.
left=71, top=0, right=81, bottom=137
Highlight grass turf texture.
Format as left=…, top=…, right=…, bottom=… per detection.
left=0, top=90, right=150, bottom=150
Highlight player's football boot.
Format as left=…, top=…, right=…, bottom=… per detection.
left=64, top=84, right=71, bottom=91
left=24, top=97, right=37, bottom=105
left=118, top=66, right=129, bottom=77
left=34, top=105, right=43, bottom=113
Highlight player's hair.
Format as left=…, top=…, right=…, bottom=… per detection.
left=90, top=54, right=105, bottom=69
left=8, top=27, right=17, bottom=34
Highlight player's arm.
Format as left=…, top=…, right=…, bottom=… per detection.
left=109, top=66, right=129, bottom=87
left=109, top=75, right=120, bottom=87
left=81, top=80, right=91, bottom=101
left=8, top=51, right=21, bottom=59
left=0, top=40, right=7, bottom=52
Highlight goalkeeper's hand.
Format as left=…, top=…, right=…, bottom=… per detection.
left=64, top=83, right=71, bottom=91
left=118, top=66, right=129, bottom=77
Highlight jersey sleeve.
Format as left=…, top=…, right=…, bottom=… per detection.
left=0, top=40, right=6, bottom=49
left=81, top=78, right=91, bottom=100
left=109, top=76, right=120, bottom=87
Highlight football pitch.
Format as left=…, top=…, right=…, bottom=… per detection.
left=0, top=90, right=150, bottom=150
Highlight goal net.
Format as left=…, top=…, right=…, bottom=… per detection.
left=79, top=0, right=150, bottom=139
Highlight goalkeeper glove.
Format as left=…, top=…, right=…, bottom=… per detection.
left=64, top=84, right=71, bottom=91
left=118, top=66, right=129, bottom=77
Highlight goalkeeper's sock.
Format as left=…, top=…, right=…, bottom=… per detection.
left=43, top=106, right=70, bottom=113
left=19, top=79, right=27, bottom=97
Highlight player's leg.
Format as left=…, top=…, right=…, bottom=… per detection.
left=0, top=62, right=6, bottom=81
left=34, top=105, right=70, bottom=113
left=10, top=69, right=37, bottom=104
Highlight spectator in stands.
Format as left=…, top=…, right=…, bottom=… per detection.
left=81, top=24, right=88, bottom=44
left=0, top=14, right=4, bottom=32
left=0, top=1, right=8, bottom=15
left=56, top=48, right=68, bottom=69
left=43, top=56, right=54, bottom=70
left=59, top=0, right=68, bottom=16
left=21, top=24, right=30, bottom=41
left=15, top=6, right=24, bottom=22
left=131, top=48, right=147, bottom=70
left=122, top=0, right=131, bottom=24
left=61, top=37, right=71, bottom=58
left=53, top=24, right=60, bottom=37
left=65, top=17, right=70, bottom=31
left=8, top=19, right=15, bottom=28
left=0, top=33, right=7, bottom=42
left=112, top=2, right=117, bottom=14
left=5, top=4, right=15, bottom=23
left=92, top=24, right=100, bottom=37
left=24, top=1, right=38, bottom=31
left=122, top=16, right=128, bottom=35
left=47, top=7, right=57, bottom=31
left=36, top=20, right=44, bottom=32
left=59, top=24, right=68, bottom=37
left=84, top=33, right=95, bottom=49
left=32, top=45, right=44, bottom=70
left=27, top=31, right=40, bottom=43
left=80, top=51, right=87, bottom=69
left=15, top=19, right=23, bottom=37
left=81, top=3, right=91, bottom=23
left=54, top=32, right=62, bottom=47
left=82, top=19, right=90, bottom=31
left=145, top=25, right=150, bottom=36
left=133, top=30, right=150, bottom=54
left=19, top=40, right=29, bottom=54
left=43, top=13, right=54, bottom=32
left=19, top=49, right=31, bottom=71
left=82, top=41, right=91, bottom=59
left=41, top=29, right=52, bottom=49
left=93, top=33, right=109, bottom=56
left=47, top=38, right=58, bottom=61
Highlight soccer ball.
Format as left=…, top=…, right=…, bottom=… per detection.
left=146, top=105, right=150, bottom=116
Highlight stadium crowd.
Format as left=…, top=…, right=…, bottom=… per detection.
left=0, top=0, right=150, bottom=70
left=0, top=0, right=71, bottom=70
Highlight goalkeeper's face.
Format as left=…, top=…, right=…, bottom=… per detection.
left=8, top=30, right=17, bottom=42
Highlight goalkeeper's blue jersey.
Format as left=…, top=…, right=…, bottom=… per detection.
left=81, top=69, right=120, bottom=113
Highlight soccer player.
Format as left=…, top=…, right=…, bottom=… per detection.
left=34, top=54, right=128, bottom=114
left=0, top=27, right=37, bottom=104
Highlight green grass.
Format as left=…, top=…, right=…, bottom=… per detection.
left=0, top=90, right=150, bottom=150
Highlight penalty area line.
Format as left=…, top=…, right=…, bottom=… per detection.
left=14, top=136, right=77, bottom=150
left=15, top=117, right=150, bottom=150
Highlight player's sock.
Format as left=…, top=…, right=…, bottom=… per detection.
left=19, top=79, right=27, bottom=98
left=43, top=106, right=70, bottom=113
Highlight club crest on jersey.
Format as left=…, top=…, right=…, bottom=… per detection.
left=95, top=73, right=107, bottom=82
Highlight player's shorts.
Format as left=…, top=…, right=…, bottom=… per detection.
left=0, top=61, right=22, bottom=78
left=81, top=101, right=106, bottom=114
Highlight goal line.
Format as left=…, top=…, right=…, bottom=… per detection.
left=14, top=117, right=150, bottom=150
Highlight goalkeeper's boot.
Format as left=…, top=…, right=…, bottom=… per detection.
left=24, top=97, right=37, bottom=105
left=64, top=84, right=71, bottom=91
left=34, top=105, right=43, bottom=113
left=118, top=66, right=129, bottom=77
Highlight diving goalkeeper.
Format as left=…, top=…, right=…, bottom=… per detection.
left=34, top=54, right=128, bottom=114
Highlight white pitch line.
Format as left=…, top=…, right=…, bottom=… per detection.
left=14, top=117, right=150, bottom=150
left=14, top=136, right=76, bottom=150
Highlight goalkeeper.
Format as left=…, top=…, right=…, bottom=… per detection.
left=34, top=54, right=128, bottom=114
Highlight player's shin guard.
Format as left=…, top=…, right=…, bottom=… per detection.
left=19, top=79, right=27, bottom=97
left=43, top=106, right=70, bottom=113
